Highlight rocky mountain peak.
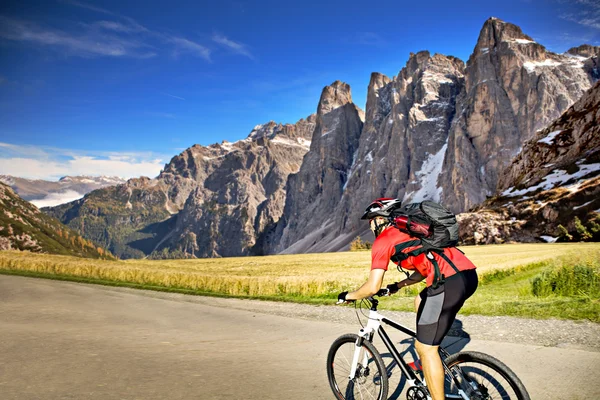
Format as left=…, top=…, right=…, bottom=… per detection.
left=475, top=17, right=536, bottom=51
left=567, top=44, right=600, bottom=58
left=317, top=80, right=353, bottom=115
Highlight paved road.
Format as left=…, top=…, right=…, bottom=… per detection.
left=1, top=275, right=599, bottom=400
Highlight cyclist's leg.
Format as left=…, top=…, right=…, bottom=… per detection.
left=415, top=272, right=475, bottom=399
left=415, top=340, right=444, bottom=400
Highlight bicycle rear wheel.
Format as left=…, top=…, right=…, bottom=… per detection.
left=444, top=351, right=531, bottom=400
left=327, top=334, right=389, bottom=400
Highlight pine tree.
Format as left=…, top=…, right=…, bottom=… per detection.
left=557, top=225, right=573, bottom=241
left=574, top=217, right=592, bottom=241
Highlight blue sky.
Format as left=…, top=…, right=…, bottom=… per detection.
left=0, top=0, right=598, bottom=180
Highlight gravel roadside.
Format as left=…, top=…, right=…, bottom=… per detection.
left=102, top=285, right=600, bottom=352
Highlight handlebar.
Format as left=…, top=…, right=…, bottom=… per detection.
left=336, top=288, right=390, bottom=305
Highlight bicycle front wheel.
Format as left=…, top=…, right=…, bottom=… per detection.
left=444, top=351, right=531, bottom=400
left=327, top=334, right=389, bottom=400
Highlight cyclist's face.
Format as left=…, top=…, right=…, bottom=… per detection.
left=369, top=217, right=387, bottom=237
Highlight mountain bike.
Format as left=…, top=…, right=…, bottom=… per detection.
left=326, top=289, right=531, bottom=400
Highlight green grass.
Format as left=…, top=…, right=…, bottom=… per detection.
left=1, top=243, right=599, bottom=321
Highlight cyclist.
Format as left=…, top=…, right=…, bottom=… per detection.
left=338, top=198, right=478, bottom=400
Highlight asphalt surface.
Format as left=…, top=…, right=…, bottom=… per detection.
left=1, top=275, right=599, bottom=400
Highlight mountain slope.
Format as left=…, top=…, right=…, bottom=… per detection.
left=439, top=17, right=595, bottom=212
left=0, top=183, right=114, bottom=258
left=458, top=79, right=600, bottom=244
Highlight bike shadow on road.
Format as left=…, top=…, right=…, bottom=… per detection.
left=378, top=318, right=471, bottom=399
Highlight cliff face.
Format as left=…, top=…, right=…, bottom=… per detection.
left=276, top=18, right=598, bottom=254
left=271, top=81, right=364, bottom=253
left=440, top=18, right=595, bottom=212
left=334, top=52, right=465, bottom=236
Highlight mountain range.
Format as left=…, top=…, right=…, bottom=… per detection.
left=0, top=175, right=126, bottom=208
left=35, top=17, right=600, bottom=259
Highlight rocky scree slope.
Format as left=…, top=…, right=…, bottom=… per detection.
left=46, top=116, right=316, bottom=258
left=458, top=80, right=600, bottom=244
left=0, top=183, right=113, bottom=258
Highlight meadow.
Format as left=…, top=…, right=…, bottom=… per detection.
left=1, top=243, right=599, bottom=321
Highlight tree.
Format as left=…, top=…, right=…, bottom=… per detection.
left=557, top=225, right=573, bottom=241
left=574, top=217, right=592, bottom=241
left=350, top=236, right=372, bottom=251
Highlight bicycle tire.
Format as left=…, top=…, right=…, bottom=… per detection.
left=327, top=334, right=389, bottom=400
left=444, top=351, right=531, bottom=400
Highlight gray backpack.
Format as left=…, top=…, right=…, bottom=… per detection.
left=389, top=201, right=460, bottom=287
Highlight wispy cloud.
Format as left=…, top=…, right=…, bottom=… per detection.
left=60, top=0, right=115, bottom=16
left=212, top=33, right=254, bottom=60
left=0, top=142, right=168, bottom=180
left=0, top=16, right=156, bottom=58
left=161, top=92, right=185, bottom=100
left=167, top=36, right=211, bottom=60
left=146, top=111, right=176, bottom=118
left=92, top=20, right=148, bottom=34
left=0, top=2, right=214, bottom=61
left=354, top=32, right=387, bottom=47
left=560, top=0, right=600, bottom=30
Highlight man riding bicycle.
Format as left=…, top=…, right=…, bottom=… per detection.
left=338, top=198, right=478, bottom=400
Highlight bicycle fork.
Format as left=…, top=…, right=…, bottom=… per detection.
left=348, top=334, right=370, bottom=380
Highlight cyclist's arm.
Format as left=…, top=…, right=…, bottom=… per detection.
left=396, top=271, right=425, bottom=289
left=346, top=269, right=385, bottom=301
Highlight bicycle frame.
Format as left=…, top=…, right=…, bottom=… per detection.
left=348, top=297, right=471, bottom=400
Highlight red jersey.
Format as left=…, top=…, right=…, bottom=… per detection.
left=371, top=226, right=476, bottom=287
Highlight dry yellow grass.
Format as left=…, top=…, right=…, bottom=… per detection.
left=1, top=243, right=599, bottom=299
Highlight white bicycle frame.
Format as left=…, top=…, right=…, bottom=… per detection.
left=348, top=304, right=470, bottom=400
left=348, top=307, right=421, bottom=390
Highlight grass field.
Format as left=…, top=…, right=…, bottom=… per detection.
left=1, top=243, right=599, bottom=321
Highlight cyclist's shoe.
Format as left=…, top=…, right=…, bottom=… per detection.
left=407, top=359, right=422, bottom=371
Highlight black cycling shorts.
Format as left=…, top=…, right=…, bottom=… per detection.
left=416, top=269, right=478, bottom=346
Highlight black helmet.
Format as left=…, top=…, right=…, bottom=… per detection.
left=360, top=198, right=401, bottom=220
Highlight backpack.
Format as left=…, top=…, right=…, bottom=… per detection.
left=389, top=200, right=460, bottom=288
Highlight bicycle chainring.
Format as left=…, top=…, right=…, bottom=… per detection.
left=406, top=386, right=429, bottom=400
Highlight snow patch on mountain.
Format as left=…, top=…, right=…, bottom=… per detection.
left=405, top=142, right=448, bottom=203
left=502, top=163, right=600, bottom=197
left=523, top=59, right=563, bottom=73
left=538, top=130, right=563, bottom=145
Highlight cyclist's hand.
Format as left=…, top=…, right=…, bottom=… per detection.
left=377, top=288, right=390, bottom=297
left=336, top=291, right=355, bottom=304
left=386, top=282, right=400, bottom=295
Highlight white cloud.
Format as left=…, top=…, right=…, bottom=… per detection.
left=212, top=34, right=254, bottom=59
left=60, top=0, right=116, bottom=16
left=1, top=3, right=213, bottom=61
left=0, top=142, right=168, bottom=180
left=0, top=16, right=156, bottom=58
left=168, top=36, right=211, bottom=60
left=560, top=0, right=600, bottom=30
left=30, top=190, right=85, bottom=208
left=161, top=92, right=185, bottom=100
